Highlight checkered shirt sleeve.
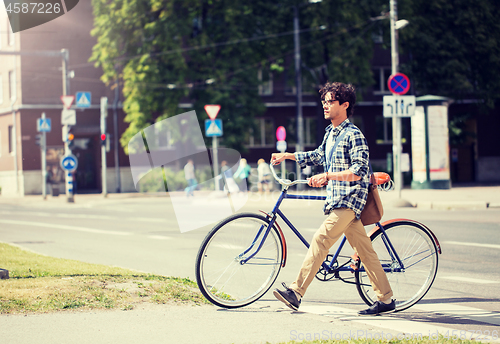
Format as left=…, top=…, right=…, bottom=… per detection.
left=294, top=120, right=370, bottom=219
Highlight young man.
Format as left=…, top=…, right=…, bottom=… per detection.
left=270, top=82, right=394, bottom=316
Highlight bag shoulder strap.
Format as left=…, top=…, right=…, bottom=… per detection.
left=326, top=128, right=349, bottom=170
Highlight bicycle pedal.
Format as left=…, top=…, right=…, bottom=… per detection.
left=350, top=254, right=359, bottom=271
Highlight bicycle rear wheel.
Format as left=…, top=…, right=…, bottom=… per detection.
left=195, top=213, right=283, bottom=308
left=355, top=221, right=439, bottom=312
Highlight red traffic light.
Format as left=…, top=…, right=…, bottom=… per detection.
left=100, top=134, right=106, bottom=141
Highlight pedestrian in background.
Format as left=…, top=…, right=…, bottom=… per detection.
left=234, top=158, right=251, bottom=192
left=257, top=158, right=272, bottom=193
left=221, top=160, right=239, bottom=194
left=184, top=159, right=197, bottom=197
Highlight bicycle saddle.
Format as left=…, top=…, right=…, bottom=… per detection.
left=372, top=172, right=391, bottom=185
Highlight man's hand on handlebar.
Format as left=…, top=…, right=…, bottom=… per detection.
left=271, top=153, right=287, bottom=165
left=308, top=173, right=329, bottom=188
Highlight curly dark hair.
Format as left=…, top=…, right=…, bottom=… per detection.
left=319, top=82, right=356, bottom=117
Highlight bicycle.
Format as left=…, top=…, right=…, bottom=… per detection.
left=195, top=165, right=441, bottom=312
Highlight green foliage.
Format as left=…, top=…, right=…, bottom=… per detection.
left=398, top=0, right=500, bottom=106
left=90, top=0, right=388, bottom=152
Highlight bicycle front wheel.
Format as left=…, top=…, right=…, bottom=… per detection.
left=195, top=213, right=283, bottom=308
left=355, top=221, right=439, bottom=312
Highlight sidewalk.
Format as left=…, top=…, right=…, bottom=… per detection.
left=1, top=184, right=499, bottom=210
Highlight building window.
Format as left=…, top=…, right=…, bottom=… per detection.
left=258, top=69, right=273, bottom=96
left=373, top=68, right=392, bottom=94
left=248, top=118, right=274, bottom=147
left=9, top=70, right=16, bottom=102
left=286, top=117, right=317, bottom=146
left=8, top=125, right=14, bottom=154
left=0, top=74, right=3, bottom=104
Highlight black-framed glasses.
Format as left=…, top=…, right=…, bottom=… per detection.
left=321, top=99, right=338, bottom=106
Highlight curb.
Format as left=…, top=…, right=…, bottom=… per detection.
left=416, top=201, right=489, bottom=210
left=0, top=269, right=9, bottom=279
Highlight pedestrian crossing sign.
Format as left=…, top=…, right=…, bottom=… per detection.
left=76, top=92, right=91, bottom=108
left=37, top=118, right=51, bottom=132
left=205, top=119, right=223, bottom=137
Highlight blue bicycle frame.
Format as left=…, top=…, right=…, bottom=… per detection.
left=240, top=188, right=405, bottom=277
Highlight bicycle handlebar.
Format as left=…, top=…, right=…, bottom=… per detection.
left=270, top=161, right=395, bottom=191
left=270, top=162, right=309, bottom=187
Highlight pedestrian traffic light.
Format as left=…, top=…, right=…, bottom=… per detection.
left=35, top=134, right=42, bottom=146
left=100, top=133, right=106, bottom=145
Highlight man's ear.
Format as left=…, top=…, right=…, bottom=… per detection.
left=342, top=102, right=349, bottom=111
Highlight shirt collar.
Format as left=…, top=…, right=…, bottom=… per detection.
left=325, top=118, right=350, bottom=135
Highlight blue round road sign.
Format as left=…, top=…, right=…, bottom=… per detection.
left=61, top=154, right=78, bottom=172
left=387, top=73, right=410, bottom=95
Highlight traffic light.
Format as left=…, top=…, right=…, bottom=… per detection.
left=101, top=133, right=111, bottom=152
left=35, top=134, right=42, bottom=146
left=67, top=128, right=75, bottom=148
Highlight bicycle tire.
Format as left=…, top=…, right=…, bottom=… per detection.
left=355, top=220, right=439, bottom=312
left=195, top=212, right=283, bottom=308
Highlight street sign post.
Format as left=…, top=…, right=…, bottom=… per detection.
left=205, top=119, right=223, bottom=137
left=60, top=95, right=75, bottom=109
left=76, top=92, right=91, bottom=108
left=38, top=113, right=49, bottom=200
left=101, top=97, right=108, bottom=197
left=60, top=95, right=75, bottom=202
left=61, top=109, right=76, bottom=125
left=204, top=104, right=221, bottom=120
left=276, top=126, right=287, bottom=181
left=387, top=73, right=411, bottom=95
left=37, top=118, right=51, bottom=132
left=204, top=105, right=222, bottom=191
left=61, top=154, right=78, bottom=172
left=383, top=95, right=416, bottom=117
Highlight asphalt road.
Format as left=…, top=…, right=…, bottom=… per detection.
left=1, top=193, right=499, bottom=343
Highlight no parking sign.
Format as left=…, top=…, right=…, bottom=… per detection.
left=387, top=73, right=410, bottom=95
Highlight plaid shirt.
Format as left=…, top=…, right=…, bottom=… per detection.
left=294, top=119, right=370, bottom=218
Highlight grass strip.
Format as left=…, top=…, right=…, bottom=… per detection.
left=0, top=242, right=208, bottom=314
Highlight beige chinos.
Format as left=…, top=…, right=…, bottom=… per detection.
left=289, top=207, right=393, bottom=302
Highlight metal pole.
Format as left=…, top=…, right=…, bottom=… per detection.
left=294, top=6, right=304, bottom=186
left=390, top=0, right=402, bottom=198
left=113, top=79, right=121, bottom=193
left=101, top=97, right=108, bottom=197
left=213, top=136, right=219, bottom=191
left=11, top=54, right=19, bottom=195
left=61, top=49, right=74, bottom=202
left=41, top=112, right=47, bottom=200
left=12, top=107, right=18, bottom=194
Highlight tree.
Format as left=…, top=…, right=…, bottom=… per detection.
left=398, top=0, right=500, bottom=107
left=90, top=0, right=388, bottom=153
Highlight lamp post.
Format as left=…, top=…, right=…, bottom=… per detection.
left=389, top=0, right=409, bottom=200
left=293, top=0, right=321, bottom=186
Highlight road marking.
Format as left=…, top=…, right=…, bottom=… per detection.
left=440, top=276, right=498, bottom=284
left=0, top=210, right=171, bottom=224
left=299, top=304, right=498, bottom=341
left=413, top=303, right=500, bottom=326
left=443, top=240, right=500, bottom=250
left=147, top=235, right=172, bottom=240
left=0, top=219, right=132, bottom=236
